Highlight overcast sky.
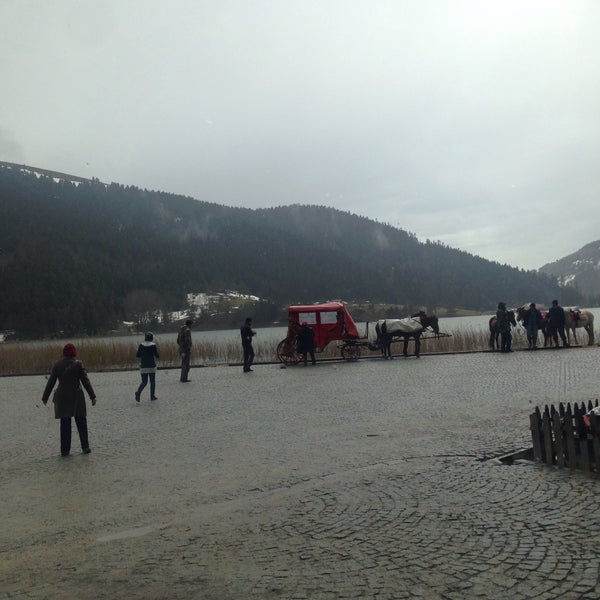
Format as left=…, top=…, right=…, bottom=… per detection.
left=2, top=1, right=599, bottom=270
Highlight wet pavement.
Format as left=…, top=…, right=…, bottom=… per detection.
left=2, top=346, right=600, bottom=599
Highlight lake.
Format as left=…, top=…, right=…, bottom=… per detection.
left=100, top=307, right=600, bottom=346
left=4, top=308, right=597, bottom=348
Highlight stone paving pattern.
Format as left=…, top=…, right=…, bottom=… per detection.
left=2, top=347, right=600, bottom=599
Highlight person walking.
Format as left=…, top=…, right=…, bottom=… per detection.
left=522, top=302, right=543, bottom=350
left=496, top=302, right=513, bottom=353
left=296, top=321, right=317, bottom=366
left=135, top=332, right=159, bottom=401
left=547, top=300, right=569, bottom=348
left=177, top=319, right=193, bottom=382
left=41, top=343, right=97, bottom=457
left=241, top=317, right=256, bottom=372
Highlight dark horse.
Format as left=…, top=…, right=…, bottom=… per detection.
left=488, top=310, right=517, bottom=350
left=375, top=311, right=440, bottom=359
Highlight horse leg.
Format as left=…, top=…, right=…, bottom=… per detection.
left=414, top=335, right=421, bottom=358
left=586, top=324, right=594, bottom=346
left=377, top=332, right=387, bottom=359
left=387, top=337, right=394, bottom=359
left=402, top=337, right=409, bottom=357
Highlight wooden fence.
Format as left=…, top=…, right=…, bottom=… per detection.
left=530, top=399, right=600, bottom=472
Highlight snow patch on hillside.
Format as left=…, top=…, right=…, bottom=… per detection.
left=170, top=291, right=260, bottom=322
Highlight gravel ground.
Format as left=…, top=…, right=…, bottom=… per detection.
left=2, top=346, right=600, bottom=599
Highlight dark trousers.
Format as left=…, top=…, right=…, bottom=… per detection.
left=180, top=352, right=190, bottom=381
left=301, top=351, right=316, bottom=365
left=137, top=373, right=156, bottom=397
left=243, top=343, right=254, bottom=371
left=550, top=325, right=568, bottom=347
left=60, top=416, right=89, bottom=455
left=500, top=330, right=512, bottom=352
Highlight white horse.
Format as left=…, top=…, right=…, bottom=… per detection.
left=373, top=313, right=439, bottom=358
left=564, top=309, right=595, bottom=346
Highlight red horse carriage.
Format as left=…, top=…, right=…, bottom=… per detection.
left=277, top=302, right=368, bottom=365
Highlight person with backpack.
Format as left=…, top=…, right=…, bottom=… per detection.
left=135, top=332, right=159, bottom=401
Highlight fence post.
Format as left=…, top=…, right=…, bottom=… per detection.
left=552, top=409, right=565, bottom=467
left=542, top=406, right=554, bottom=466
left=590, top=413, right=600, bottom=475
left=564, top=403, right=576, bottom=469
left=575, top=403, right=591, bottom=472
left=530, top=406, right=543, bottom=462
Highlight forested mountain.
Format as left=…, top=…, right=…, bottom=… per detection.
left=539, top=241, right=600, bottom=302
left=0, top=163, right=582, bottom=337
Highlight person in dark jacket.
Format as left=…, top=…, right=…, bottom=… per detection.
left=296, top=321, right=316, bottom=366
left=41, top=343, right=97, bottom=456
left=547, top=300, right=569, bottom=348
left=240, top=317, right=256, bottom=372
left=177, top=319, right=193, bottom=382
left=522, top=302, right=543, bottom=350
left=496, top=302, right=513, bottom=353
left=135, top=332, right=159, bottom=401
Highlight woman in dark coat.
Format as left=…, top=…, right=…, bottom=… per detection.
left=42, top=343, right=97, bottom=456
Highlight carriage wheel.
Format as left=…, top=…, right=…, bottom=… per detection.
left=277, top=339, right=300, bottom=366
left=341, top=343, right=361, bottom=361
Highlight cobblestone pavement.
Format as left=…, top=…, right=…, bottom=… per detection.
left=2, top=347, right=600, bottom=599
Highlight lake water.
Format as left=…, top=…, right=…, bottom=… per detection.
left=102, top=307, right=599, bottom=346
left=53, top=315, right=489, bottom=347
left=4, top=308, right=597, bottom=348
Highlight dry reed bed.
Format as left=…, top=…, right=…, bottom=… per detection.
left=0, top=326, right=594, bottom=376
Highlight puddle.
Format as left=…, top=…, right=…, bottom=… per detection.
left=96, top=523, right=167, bottom=542
left=496, top=447, right=535, bottom=465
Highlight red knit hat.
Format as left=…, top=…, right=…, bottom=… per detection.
left=63, top=343, right=77, bottom=356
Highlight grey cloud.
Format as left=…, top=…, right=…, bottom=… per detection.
left=1, top=0, right=599, bottom=270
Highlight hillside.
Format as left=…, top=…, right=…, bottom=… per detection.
left=0, top=162, right=582, bottom=337
left=539, top=241, right=600, bottom=302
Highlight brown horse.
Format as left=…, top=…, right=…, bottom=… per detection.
left=375, top=311, right=440, bottom=358
left=488, top=310, right=517, bottom=350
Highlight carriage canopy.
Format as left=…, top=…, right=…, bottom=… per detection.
left=286, top=302, right=360, bottom=350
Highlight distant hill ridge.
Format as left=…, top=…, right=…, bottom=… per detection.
left=0, top=160, right=102, bottom=185
left=0, top=161, right=585, bottom=337
left=539, top=241, right=600, bottom=299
